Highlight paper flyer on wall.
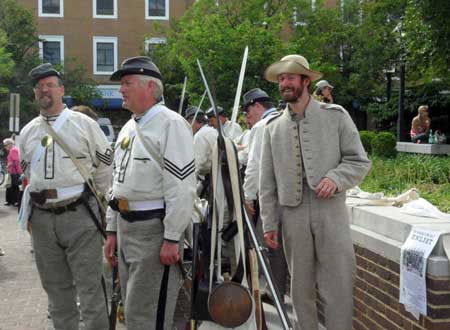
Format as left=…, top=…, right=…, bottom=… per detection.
left=400, top=227, right=441, bottom=319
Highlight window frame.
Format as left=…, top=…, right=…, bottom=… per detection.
left=145, top=0, right=169, bottom=20
left=93, top=0, right=118, bottom=19
left=292, top=0, right=316, bottom=27
left=38, top=0, right=64, bottom=18
left=39, top=35, right=65, bottom=65
left=144, top=37, right=167, bottom=54
left=93, top=36, right=118, bottom=75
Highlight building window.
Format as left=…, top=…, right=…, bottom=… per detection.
left=93, top=37, right=118, bottom=75
left=145, top=0, right=169, bottom=20
left=93, top=0, right=117, bottom=19
left=144, top=37, right=167, bottom=55
left=39, top=0, right=64, bottom=17
left=293, top=0, right=316, bottom=27
left=39, top=35, right=64, bottom=65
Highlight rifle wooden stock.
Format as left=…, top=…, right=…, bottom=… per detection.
left=249, top=249, right=262, bottom=330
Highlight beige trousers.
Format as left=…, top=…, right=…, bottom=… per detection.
left=117, top=216, right=182, bottom=330
left=31, top=198, right=108, bottom=330
left=281, top=184, right=355, bottom=330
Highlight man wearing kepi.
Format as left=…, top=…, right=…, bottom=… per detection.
left=185, top=106, right=217, bottom=178
left=206, top=106, right=242, bottom=139
left=241, top=88, right=287, bottom=301
left=104, top=56, right=196, bottom=329
left=19, top=63, right=112, bottom=330
left=260, top=55, right=371, bottom=330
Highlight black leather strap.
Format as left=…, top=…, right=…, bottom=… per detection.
left=156, top=265, right=170, bottom=330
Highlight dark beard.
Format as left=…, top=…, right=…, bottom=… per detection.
left=280, top=86, right=304, bottom=102
left=38, top=95, right=54, bottom=109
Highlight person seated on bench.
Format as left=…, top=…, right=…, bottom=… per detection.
left=410, top=105, right=430, bottom=143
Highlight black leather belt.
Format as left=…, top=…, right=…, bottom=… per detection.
left=34, top=198, right=83, bottom=215
left=120, top=209, right=165, bottom=222
left=30, top=189, right=58, bottom=205
left=109, top=198, right=165, bottom=222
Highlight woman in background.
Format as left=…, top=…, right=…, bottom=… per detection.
left=3, top=138, right=22, bottom=206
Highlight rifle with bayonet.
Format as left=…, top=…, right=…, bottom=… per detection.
left=190, top=51, right=294, bottom=330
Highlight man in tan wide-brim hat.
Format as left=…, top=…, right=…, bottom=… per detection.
left=259, top=54, right=371, bottom=330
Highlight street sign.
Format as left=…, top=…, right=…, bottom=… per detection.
left=9, top=93, right=20, bottom=133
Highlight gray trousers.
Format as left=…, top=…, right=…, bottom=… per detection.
left=255, top=208, right=287, bottom=299
left=117, top=215, right=182, bottom=330
left=31, top=199, right=109, bottom=330
left=281, top=184, right=355, bottom=330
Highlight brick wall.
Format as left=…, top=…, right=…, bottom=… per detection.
left=352, top=244, right=450, bottom=330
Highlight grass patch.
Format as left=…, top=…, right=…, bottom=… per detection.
left=359, top=154, right=450, bottom=213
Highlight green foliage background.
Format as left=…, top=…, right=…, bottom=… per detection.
left=361, top=154, right=450, bottom=213
left=0, top=0, right=100, bottom=140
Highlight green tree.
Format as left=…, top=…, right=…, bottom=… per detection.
left=0, top=30, right=15, bottom=95
left=149, top=0, right=288, bottom=112
left=403, top=0, right=450, bottom=82
left=57, top=59, right=101, bottom=107
left=0, top=0, right=101, bottom=138
left=287, top=0, right=406, bottom=110
left=0, top=0, right=40, bottom=138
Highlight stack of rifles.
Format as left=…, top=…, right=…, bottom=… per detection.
left=107, top=48, right=293, bottom=330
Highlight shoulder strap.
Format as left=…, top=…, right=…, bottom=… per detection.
left=133, top=122, right=163, bottom=174
left=30, top=110, right=70, bottom=173
left=44, top=123, right=107, bottom=215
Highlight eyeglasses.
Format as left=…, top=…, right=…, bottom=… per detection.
left=34, top=83, right=60, bottom=90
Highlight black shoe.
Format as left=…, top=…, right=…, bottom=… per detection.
left=4, top=202, right=12, bottom=206
left=0, top=248, right=5, bottom=256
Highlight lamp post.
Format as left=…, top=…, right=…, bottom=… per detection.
left=395, top=18, right=406, bottom=142
left=397, top=61, right=406, bottom=142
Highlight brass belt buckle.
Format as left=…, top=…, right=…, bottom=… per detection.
left=45, top=189, right=58, bottom=199
left=118, top=199, right=130, bottom=213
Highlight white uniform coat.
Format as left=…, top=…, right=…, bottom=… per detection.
left=19, top=107, right=113, bottom=200
left=194, top=124, right=217, bottom=176
left=234, top=129, right=251, bottom=167
left=222, top=120, right=243, bottom=140
left=108, top=104, right=196, bottom=241
left=243, top=108, right=278, bottom=201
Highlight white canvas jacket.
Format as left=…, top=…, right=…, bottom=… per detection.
left=243, top=108, right=278, bottom=201
left=234, top=129, right=251, bottom=167
left=19, top=108, right=113, bottom=202
left=108, top=105, right=196, bottom=241
left=222, top=120, right=243, bottom=140
left=194, top=124, right=217, bottom=176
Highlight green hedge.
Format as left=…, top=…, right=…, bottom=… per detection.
left=359, top=131, right=397, bottom=158
left=359, top=130, right=377, bottom=155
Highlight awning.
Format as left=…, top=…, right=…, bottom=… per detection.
left=64, top=85, right=123, bottom=110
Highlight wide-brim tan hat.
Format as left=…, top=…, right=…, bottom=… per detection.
left=264, top=54, right=322, bottom=83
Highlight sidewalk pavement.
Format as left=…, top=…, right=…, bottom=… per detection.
left=0, top=186, right=309, bottom=330
left=0, top=186, right=186, bottom=330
